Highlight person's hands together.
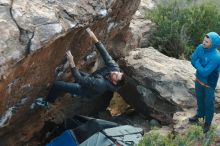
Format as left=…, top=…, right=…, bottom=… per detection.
left=66, top=50, right=75, bottom=68
left=195, top=59, right=201, bottom=69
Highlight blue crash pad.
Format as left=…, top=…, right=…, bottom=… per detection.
left=46, top=130, right=78, bottom=146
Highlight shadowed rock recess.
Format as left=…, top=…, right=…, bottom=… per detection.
left=0, top=0, right=140, bottom=145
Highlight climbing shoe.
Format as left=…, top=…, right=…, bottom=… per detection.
left=30, top=97, right=49, bottom=111
left=203, top=123, right=211, bottom=133
left=188, top=115, right=199, bottom=123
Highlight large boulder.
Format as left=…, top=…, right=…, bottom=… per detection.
left=119, top=46, right=220, bottom=123
left=0, top=0, right=140, bottom=145
left=119, top=47, right=196, bottom=123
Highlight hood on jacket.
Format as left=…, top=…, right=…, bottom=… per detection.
left=206, top=32, right=220, bottom=50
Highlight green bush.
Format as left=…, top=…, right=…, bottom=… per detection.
left=146, top=0, right=220, bottom=59
left=138, top=124, right=216, bottom=146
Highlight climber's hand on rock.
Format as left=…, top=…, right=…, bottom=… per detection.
left=86, top=28, right=99, bottom=43
left=66, top=50, right=75, bottom=68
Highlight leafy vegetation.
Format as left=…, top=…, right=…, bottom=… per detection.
left=138, top=124, right=216, bottom=146
left=146, top=0, right=220, bottom=59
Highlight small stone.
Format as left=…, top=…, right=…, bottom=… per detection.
left=133, top=52, right=142, bottom=60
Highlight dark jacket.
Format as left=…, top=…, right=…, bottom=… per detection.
left=71, top=42, right=120, bottom=97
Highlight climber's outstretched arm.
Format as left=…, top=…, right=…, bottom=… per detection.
left=86, top=28, right=119, bottom=69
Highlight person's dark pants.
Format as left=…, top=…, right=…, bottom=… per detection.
left=195, top=81, right=215, bottom=124
left=46, top=81, right=85, bottom=103
left=46, top=71, right=91, bottom=103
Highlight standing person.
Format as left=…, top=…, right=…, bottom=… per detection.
left=189, top=32, right=220, bottom=133
left=31, top=28, right=124, bottom=109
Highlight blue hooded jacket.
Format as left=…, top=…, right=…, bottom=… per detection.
left=191, top=32, right=220, bottom=88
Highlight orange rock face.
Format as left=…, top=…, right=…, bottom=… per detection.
left=0, top=0, right=140, bottom=145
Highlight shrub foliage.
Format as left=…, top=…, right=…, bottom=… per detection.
left=146, top=0, right=220, bottom=59
left=138, top=124, right=216, bottom=146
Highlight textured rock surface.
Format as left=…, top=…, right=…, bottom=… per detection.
left=119, top=47, right=196, bottom=123
left=1, top=0, right=219, bottom=144
left=130, top=0, right=155, bottom=48
left=119, top=45, right=220, bottom=122
left=0, top=0, right=140, bottom=145
left=107, top=0, right=154, bottom=58
left=216, top=80, right=220, bottom=107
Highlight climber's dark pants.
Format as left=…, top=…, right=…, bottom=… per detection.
left=46, top=81, right=86, bottom=103
left=195, top=81, right=215, bottom=124
left=47, top=71, right=89, bottom=103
